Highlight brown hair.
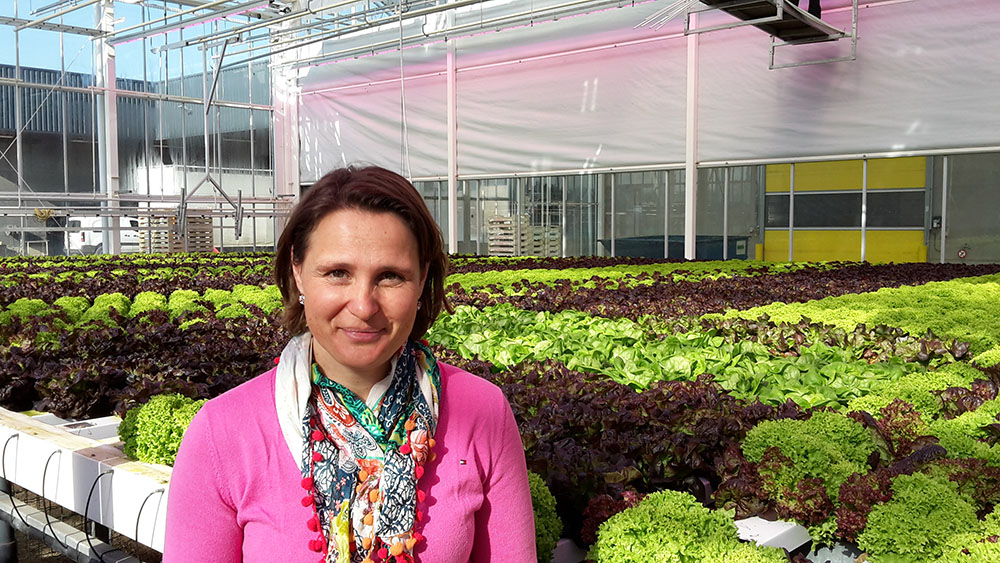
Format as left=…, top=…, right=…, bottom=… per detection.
left=274, top=166, right=451, bottom=338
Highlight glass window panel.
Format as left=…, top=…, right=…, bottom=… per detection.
left=726, top=165, right=761, bottom=260
left=250, top=60, right=271, bottom=105
left=765, top=194, right=790, bottom=228
left=611, top=171, right=664, bottom=258
left=934, top=152, right=1000, bottom=263
left=867, top=191, right=925, bottom=227
left=696, top=168, right=726, bottom=259
left=62, top=32, right=94, bottom=75
left=17, top=28, right=60, bottom=72
left=118, top=94, right=155, bottom=195
left=794, top=192, right=862, bottom=228
left=115, top=39, right=149, bottom=86
left=565, top=174, right=597, bottom=256
left=665, top=169, right=685, bottom=257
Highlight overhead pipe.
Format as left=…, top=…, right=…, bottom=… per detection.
left=110, top=0, right=271, bottom=45
left=106, top=0, right=234, bottom=38
left=284, top=0, right=632, bottom=68
left=155, top=0, right=362, bottom=52
left=220, top=0, right=485, bottom=67
left=15, top=0, right=99, bottom=31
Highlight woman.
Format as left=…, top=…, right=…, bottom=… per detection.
left=164, top=166, right=537, bottom=562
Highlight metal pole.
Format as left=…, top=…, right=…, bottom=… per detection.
left=446, top=26, right=458, bottom=254
left=610, top=172, right=616, bottom=258
left=15, top=0, right=99, bottom=31
left=940, top=156, right=948, bottom=264
left=561, top=176, right=567, bottom=257
left=95, top=0, right=110, bottom=253
left=664, top=170, right=670, bottom=258
left=788, top=163, right=795, bottom=261
left=14, top=0, right=25, bottom=254
left=861, top=159, right=868, bottom=261
left=684, top=12, right=699, bottom=260
left=723, top=167, right=729, bottom=260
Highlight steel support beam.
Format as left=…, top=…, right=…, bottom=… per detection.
left=446, top=21, right=459, bottom=255
left=684, top=13, right=699, bottom=260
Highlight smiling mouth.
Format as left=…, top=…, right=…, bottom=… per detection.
left=340, top=328, right=385, bottom=341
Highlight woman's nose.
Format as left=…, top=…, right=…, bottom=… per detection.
left=347, top=283, right=380, bottom=319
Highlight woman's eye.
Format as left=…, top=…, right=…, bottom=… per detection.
left=378, top=272, right=403, bottom=284
left=327, top=269, right=348, bottom=279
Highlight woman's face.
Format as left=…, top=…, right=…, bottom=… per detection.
left=293, top=208, right=426, bottom=384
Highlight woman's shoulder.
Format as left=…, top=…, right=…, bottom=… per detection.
left=438, top=362, right=502, bottom=397
left=437, top=362, right=511, bottom=420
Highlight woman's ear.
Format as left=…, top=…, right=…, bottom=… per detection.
left=292, top=247, right=304, bottom=296
left=420, top=262, right=430, bottom=289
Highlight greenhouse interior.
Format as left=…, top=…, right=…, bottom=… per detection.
left=1, top=0, right=999, bottom=562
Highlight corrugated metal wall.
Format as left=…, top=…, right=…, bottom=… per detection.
left=0, top=63, right=270, bottom=139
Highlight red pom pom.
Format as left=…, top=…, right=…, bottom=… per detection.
left=415, top=509, right=423, bottom=522
left=311, top=429, right=324, bottom=442
left=301, top=495, right=314, bottom=507
left=378, top=548, right=389, bottom=559
left=419, top=339, right=429, bottom=346
left=301, top=477, right=314, bottom=490
left=274, top=357, right=280, bottom=365
left=309, top=539, right=324, bottom=552
left=312, top=451, right=324, bottom=462
left=416, top=489, right=426, bottom=503
left=307, top=516, right=319, bottom=532
left=413, top=532, right=423, bottom=543
left=415, top=465, right=424, bottom=479
left=399, top=443, right=411, bottom=455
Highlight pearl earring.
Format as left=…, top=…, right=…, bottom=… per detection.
left=416, top=301, right=422, bottom=310
left=298, top=294, right=305, bottom=305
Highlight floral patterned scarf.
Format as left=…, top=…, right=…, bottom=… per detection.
left=301, top=340, right=440, bottom=563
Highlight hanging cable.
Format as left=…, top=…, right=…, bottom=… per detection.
left=84, top=469, right=114, bottom=563
left=41, top=450, right=68, bottom=549
left=135, top=488, right=165, bottom=547
left=398, top=0, right=412, bottom=180
left=1, top=434, right=28, bottom=527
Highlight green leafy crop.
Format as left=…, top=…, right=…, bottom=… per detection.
left=128, top=291, right=168, bottom=318
left=929, top=398, right=1000, bottom=465
left=79, top=292, right=131, bottom=326
left=231, top=284, right=282, bottom=314
left=528, top=471, right=561, bottom=563
left=742, top=411, right=877, bottom=501
left=726, top=275, right=1000, bottom=354
left=591, top=489, right=786, bottom=562
left=429, top=304, right=922, bottom=410
left=857, top=472, right=979, bottom=562
left=934, top=506, right=1000, bottom=562
left=118, top=393, right=206, bottom=466
left=973, top=346, right=1000, bottom=370
left=0, top=298, right=50, bottom=325
left=167, top=289, right=209, bottom=321
left=847, top=363, right=980, bottom=422
left=52, top=296, right=91, bottom=323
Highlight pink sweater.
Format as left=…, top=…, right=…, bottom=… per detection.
left=164, top=362, right=537, bottom=562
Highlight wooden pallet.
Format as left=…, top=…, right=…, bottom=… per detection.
left=140, top=216, right=214, bottom=253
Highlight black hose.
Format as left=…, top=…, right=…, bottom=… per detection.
left=84, top=469, right=114, bottom=563
left=41, top=450, right=68, bottom=549
left=1, top=434, right=28, bottom=527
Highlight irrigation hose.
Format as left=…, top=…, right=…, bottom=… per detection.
left=84, top=469, right=114, bottom=563
left=135, top=488, right=165, bottom=548
left=41, top=450, right=68, bottom=549
left=0, top=434, right=28, bottom=527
